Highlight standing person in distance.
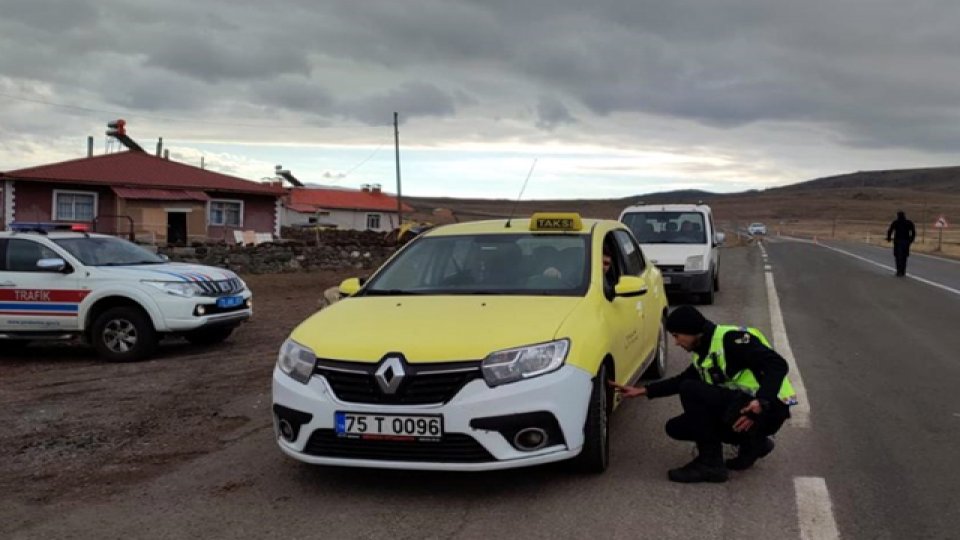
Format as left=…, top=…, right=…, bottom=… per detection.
left=886, top=211, right=916, bottom=277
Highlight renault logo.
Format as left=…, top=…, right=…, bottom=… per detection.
left=375, top=356, right=405, bottom=394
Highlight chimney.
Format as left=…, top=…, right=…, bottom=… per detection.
left=156, top=137, right=163, bottom=157
left=371, top=183, right=382, bottom=193
left=200, top=156, right=205, bottom=169
left=361, top=183, right=371, bottom=192
left=164, top=149, right=170, bottom=160
left=87, top=136, right=94, bottom=157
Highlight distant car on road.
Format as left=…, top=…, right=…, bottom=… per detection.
left=748, top=222, right=767, bottom=236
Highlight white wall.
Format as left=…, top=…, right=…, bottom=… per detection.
left=282, top=207, right=399, bottom=232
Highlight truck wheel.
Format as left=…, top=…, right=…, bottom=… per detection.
left=713, top=271, right=720, bottom=292
left=91, top=306, right=157, bottom=362
left=573, top=363, right=611, bottom=473
left=643, top=316, right=668, bottom=379
left=184, top=327, right=234, bottom=346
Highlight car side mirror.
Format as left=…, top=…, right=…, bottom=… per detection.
left=614, top=275, right=648, bottom=297
left=714, top=232, right=725, bottom=246
left=338, top=277, right=362, bottom=296
left=36, top=258, right=67, bottom=273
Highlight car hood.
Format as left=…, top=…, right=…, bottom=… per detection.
left=639, top=243, right=711, bottom=266
left=289, top=295, right=584, bottom=363
left=90, top=262, right=240, bottom=283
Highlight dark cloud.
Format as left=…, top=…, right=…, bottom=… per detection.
left=2, top=0, right=960, bottom=171
left=535, top=96, right=575, bottom=130
left=340, top=82, right=457, bottom=126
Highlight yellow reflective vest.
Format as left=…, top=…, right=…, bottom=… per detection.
left=692, top=325, right=798, bottom=405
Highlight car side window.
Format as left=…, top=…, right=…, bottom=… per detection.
left=613, top=230, right=644, bottom=276
left=5, top=239, right=58, bottom=272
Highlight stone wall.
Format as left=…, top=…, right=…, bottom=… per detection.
left=157, top=229, right=398, bottom=274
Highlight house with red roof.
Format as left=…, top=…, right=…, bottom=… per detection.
left=0, top=151, right=283, bottom=244
left=283, top=183, right=414, bottom=232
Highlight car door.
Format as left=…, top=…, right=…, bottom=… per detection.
left=0, top=238, right=85, bottom=332
left=597, top=232, right=641, bottom=382
left=612, top=229, right=659, bottom=371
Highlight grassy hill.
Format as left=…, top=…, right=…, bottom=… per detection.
left=404, top=166, right=960, bottom=227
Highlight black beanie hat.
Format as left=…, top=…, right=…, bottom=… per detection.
left=665, top=305, right=708, bottom=335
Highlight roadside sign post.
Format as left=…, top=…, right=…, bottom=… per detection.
left=934, top=215, right=948, bottom=251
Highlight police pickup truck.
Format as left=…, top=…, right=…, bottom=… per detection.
left=0, top=223, right=252, bottom=361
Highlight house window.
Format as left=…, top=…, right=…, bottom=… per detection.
left=209, top=200, right=243, bottom=227
left=366, top=213, right=381, bottom=230
left=53, top=190, right=97, bottom=221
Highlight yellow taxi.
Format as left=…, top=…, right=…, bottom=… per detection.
left=272, top=213, right=669, bottom=472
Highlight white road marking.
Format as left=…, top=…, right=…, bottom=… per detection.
left=788, top=240, right=960, bottom=298
left=764, top=264, right=772, bottom=271
left=795, top=477, right=841, bottom=540
left=765, top=270, right=811, bottom=428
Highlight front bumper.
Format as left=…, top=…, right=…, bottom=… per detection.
left=660, top=269, right=712, bottom=294
left=153, top=291, right=253, bottom=332
left=272, top=364, right=593, bottom=471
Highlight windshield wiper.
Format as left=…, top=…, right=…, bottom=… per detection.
left=363, top=289, right=425, bottom=296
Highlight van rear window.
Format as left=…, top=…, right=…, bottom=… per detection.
left=621, top=212, right=707, bottom=244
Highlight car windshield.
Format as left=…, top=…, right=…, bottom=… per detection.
left=362, top=234, right=590, bottom=296
left=53, top=237, right=165, bottom=266
left=621, top=211, right=707, bottom=244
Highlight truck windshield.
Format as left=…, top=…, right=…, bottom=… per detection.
left=54, top=237, right=165, bottom=266
left=621, top=212, right=707, bottom=244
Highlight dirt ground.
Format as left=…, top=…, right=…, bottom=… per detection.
left=0, top=270, right=355, bottom=507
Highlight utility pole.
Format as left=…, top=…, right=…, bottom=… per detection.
left=394, top=112, right=403, bottom=226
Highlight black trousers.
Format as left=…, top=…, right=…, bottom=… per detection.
left=664, top=379, right=790, bottom=464
left=893, top=241, right=911, bottom=276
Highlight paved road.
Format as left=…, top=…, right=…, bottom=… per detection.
left=8, top=239, right=959, bottom=539
left=765, top=236, right=960, bottom=539
left=805, top=238, right=960, bottom=293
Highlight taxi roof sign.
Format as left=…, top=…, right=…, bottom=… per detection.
left=529, top=212, right=583, bottom=232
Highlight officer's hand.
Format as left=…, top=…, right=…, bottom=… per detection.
left=733, top=399, right=762, bottom=432
left=607, top=380, right=646, bottom=398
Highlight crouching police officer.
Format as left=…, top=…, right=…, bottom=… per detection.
left=610, top=305, right=797, bottom=483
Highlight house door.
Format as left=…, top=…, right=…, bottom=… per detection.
left=167, top=212, right=187, bottom=245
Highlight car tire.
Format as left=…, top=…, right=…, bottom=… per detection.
left=573, top=363, right=611, bottom=474
left=713, top=270, right=720, bottom=292
left=91, top=306, right=157, bottom=362
left=643, top=316, right=668, bottom=379
left=184, top=326, right=235, bottom=346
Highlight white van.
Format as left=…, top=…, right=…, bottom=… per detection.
left=618, top=203, right=723, bottom=304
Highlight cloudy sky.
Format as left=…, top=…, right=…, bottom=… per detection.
left=1, top=0, right=959, bottom=199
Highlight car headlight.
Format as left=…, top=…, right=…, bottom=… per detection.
left=481, top=339, right=570, bottom=387
left=277, top=339, right=316, bottom=384
left=684, top=255, right=704, bottom=272
left=141, top=280, right=202, bottom=298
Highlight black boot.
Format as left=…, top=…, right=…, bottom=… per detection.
left=668, top=442, right=727, bottom=483
left=725, top=437, right=775, bottom=471
left=668, top=458, right=728, bottom=483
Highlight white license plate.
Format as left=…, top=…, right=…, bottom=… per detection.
left=335, top=412, right=443, bottom=441
left=662, top=276, right=672, bottom=284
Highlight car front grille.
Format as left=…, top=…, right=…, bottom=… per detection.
left=303, top=429, right=495, bottom=462
left=656, top=265, right=685, bottom=274
left=196, top=277, right=244, bottom=297
left=314, top=359, right=483, bottom=405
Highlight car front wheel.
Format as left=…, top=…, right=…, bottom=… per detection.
left=573, top=363, right=611, bottom=473
left=91, top=306, right=158, bottom=362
